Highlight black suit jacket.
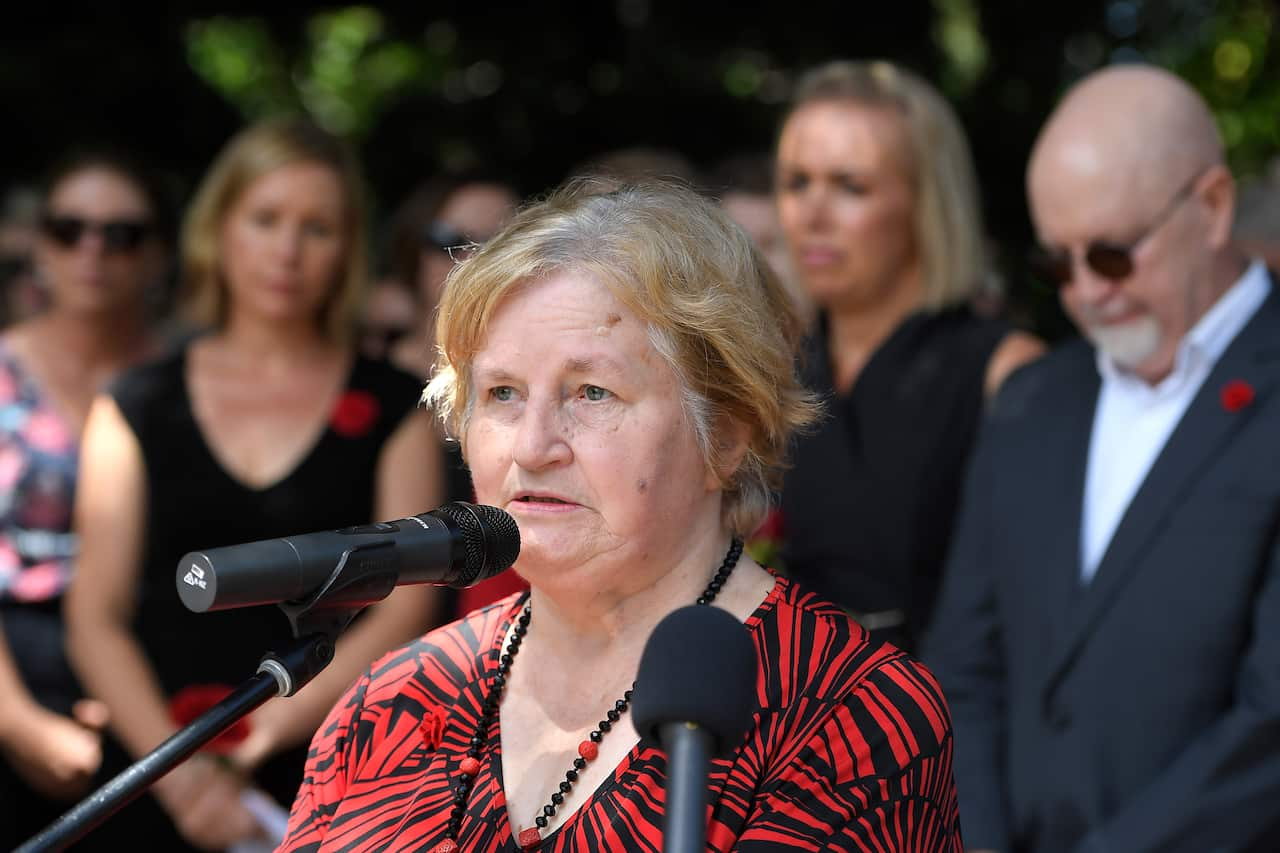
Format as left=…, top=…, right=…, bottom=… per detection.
left=925, top=278, right=1280, bottom=853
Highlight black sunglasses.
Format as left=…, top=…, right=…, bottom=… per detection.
left=422, top=220, right=482, bottom=261
left=1028, top=170, right=1204, bottom=287
left=40, top=214, right=153, bottom=253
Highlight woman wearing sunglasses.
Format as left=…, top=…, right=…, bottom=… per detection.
left=0, top=151, right=170, bottom=849
left=380, top=174, right=518, bottom=380
left=773, top=61, right=1044, bottom=653
left=64, top=119, right=445, bottom=851
left=379, top=176, right=523, bottom=620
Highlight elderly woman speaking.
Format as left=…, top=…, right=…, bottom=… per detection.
left=279, top=181, right=962, bottom=852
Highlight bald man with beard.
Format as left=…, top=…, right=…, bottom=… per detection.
left=925, top=65, right=1280, bottom=853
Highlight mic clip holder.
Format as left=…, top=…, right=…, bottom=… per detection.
left=17, top=550, right=396, bottom=852
left=276, top=540, right=398, bottom=648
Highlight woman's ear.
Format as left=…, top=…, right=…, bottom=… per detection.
left=706, top=415, right=751, bottom=491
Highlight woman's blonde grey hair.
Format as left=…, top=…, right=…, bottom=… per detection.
left=424, top=178, right=820, bottom=536
left=784, top=60, right=988, bottom=307
left=180, top=117, right=368, bottom=342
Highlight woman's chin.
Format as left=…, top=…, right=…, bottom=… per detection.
left=509, top=530, right=604, bottom=588
left=505, top=504, right=593, bottom=545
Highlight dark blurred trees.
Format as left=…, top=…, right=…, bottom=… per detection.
left=2, top=0, right=1274, bottom=337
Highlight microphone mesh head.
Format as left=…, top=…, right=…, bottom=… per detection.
left=433, top=502, right=521, bottom=586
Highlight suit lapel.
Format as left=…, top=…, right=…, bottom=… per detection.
left=1039, top=347, right=1101, bottom=645
left=1043, top=281, right=1280, bottom=693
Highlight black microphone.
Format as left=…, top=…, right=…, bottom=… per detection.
left=176, top=502, right=520, bottom=613
left=631, top=604, right=757, bottom=853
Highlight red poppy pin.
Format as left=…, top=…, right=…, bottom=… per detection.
left=331, top=390, right=381, bottom=438
left=168, top=684, right=251, bottom=755
left=1220, top=379, right=1255, bottom=413
left=419, top=707, right=447, bottom=751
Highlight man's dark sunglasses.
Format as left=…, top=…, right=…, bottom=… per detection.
left=40, top=214, right=153, bottom=253
left=1028, top=170, right=1204, bottom=287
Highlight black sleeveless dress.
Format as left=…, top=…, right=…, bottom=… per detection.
left=780, top=307, right=1008, bottom=651
left=90, top=345, right=422, bottom=850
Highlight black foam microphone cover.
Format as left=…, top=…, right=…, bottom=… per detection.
left=631, top=604, right=758, bottom=757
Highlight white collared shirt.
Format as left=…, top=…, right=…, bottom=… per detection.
left=1080, top=260, right=1271, bottom=582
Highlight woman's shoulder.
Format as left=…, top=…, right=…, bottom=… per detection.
left=107, top=343, right=187, bottom=419
left=757, top=575, right=948, bottom=712
left=754, top=576, right=953, bottom=766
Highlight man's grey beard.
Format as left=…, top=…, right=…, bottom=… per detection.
left=1087, top=314, right=1163, bottom=370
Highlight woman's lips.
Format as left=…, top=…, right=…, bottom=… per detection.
left=798, top=247, right=843, bottom=268
left=510, top=495, right=581, bottom=513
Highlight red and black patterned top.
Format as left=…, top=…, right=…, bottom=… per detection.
left=281, top=575, right=963, bottom=852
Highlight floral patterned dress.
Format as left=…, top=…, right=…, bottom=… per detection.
left=0, top=336, right=78, bottom=605
left=0, top=336, right=84, bottom=851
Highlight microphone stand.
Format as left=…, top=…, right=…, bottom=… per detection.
left=17, top=552, right=397, bottom=853
left=659, top=721, right=715, bottom=853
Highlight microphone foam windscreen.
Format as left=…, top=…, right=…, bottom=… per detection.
left=631, top=604, right=757, bottom=756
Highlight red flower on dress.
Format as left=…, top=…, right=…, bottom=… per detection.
left=331, top=390, right=381, bottom=438
left=418, top=707, right=447, bottom=751
left=1220, top=379, right=1255, bottom=413
left=168, top=684, right=251, bottom=755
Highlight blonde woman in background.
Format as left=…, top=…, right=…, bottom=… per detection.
left=775, top=61, right=1043, bottom=652
left=382, top=174, right=518, bottom=380
left=65, top=119, right=444, bottom=851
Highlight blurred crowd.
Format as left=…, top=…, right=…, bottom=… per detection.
left=0, top=56, right=1277, bottom=853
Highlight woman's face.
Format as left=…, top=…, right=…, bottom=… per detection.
left=219, top=161, right=347, bottom=328
left=464, top=272, right=719, bottom=592
left=776, top=100, right=919, bottom=311
left=419, top=183, right=517, bottom=309
left=35, top=167, right=162, bottom=315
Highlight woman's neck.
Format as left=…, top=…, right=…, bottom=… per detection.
left=218, top=311, right=337, bottom=368
left=31, top=305, right=149, bottom=371
left=524, top=524, right=734, bottom=665
left=825, top=270, right=925, bottom=393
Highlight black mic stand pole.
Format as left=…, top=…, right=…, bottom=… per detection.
left=17, top=551, right=402, bottom=853
left=659, top=721, right=715, bottom=853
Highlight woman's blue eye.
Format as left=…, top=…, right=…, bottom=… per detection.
left=491, top=386, right=515, bottom=402
left=583, top=385, right=610, bottom=402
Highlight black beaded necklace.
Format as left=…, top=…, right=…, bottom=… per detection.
left=431, top=537, right=744, bottom=853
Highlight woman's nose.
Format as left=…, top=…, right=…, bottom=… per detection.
left=270, top=224, right=305, bottom=265
left=797, top=186, right=832, bottom=230
left=511, top=399, right=572, bottom=471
